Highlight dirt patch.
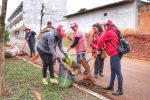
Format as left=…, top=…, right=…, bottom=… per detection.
left=124, top=34, right=150, bottom=60
left=76, top=80, right=114, bottom=100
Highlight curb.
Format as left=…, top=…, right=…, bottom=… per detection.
left=16, top=56, right=109, bottom=100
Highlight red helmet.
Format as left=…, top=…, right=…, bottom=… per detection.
left=57, top=25, right=66, bottom=38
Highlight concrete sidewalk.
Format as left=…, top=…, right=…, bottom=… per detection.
left=9, top=38, right=150, bottom=100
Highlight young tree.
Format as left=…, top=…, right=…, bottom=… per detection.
left=0, top=0, right=8, bottom=95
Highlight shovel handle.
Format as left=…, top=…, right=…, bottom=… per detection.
left=22, top=41, right=27, bottom=51
left=11, top=43, right=18, bottom=49
left=61, top=61, right=76, bottom=75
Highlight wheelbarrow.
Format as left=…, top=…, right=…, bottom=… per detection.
left=58, top=54, right=80, bottom=88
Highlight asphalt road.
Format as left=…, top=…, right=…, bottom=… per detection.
left=9, top=38, right=150, bottom=100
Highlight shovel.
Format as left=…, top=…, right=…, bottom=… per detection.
left=82, top=55, right=98, bottom=82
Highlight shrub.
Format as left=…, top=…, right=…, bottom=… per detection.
left=4, top=28, right=10, bottom=43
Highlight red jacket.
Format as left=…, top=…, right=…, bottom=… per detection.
left=98, top=28, right=119, bottom=57
left=90, top=33, right=99, bottom=49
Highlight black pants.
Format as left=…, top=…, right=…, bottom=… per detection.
left=94, top=54, right=105, bottom=75
left=28, top=42, right=35, bottom=57
left=37, top=47, right=54, bottom=78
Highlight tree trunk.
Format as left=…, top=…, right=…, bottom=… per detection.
left=0, top=0, right=8, bottom=96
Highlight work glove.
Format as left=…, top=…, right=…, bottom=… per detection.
left=64, top=53, right=68, bottom=57
left=57, top=57, right=62, bottom=63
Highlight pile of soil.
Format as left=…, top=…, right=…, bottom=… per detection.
left=76, top=80, right=113, bottom=99
left=124, top=34, right=150, bottom=60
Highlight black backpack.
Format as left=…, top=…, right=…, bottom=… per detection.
left=109, top=29, right=130, bottom=54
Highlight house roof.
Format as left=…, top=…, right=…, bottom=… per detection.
left=65, top=0, right=134, bottom=18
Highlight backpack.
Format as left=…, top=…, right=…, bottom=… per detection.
left=110, top=28, right=130, bottom=54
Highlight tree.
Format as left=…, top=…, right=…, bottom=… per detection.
left=0, top=0, right=8, bottom=96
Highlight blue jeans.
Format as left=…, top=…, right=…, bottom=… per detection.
left=109, top=53, right=123, bottom=89
left=94, top=54, right=105, bottom=75
left=76, top=51, right=86, bottom=64
left=28, top=42, right=35, bottom=57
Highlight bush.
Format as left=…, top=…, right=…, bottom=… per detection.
left=4, top=28, right=10, bottom=43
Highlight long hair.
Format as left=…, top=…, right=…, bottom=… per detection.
left=92, top=23, right=103, bottom=33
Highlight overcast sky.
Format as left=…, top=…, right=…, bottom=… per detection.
left=0, top=0, right=148, bottom=20
left=0, top=0, right=122, bottom=20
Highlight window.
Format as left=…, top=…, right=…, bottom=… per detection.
left=104, top=13, right=107, bottom=16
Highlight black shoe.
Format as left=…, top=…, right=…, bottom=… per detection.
left=103, top=86, right=114, bottom=91
left=112, top=89, right=123, bottom=96
left=99, top=73, right=104, bottom=77
left=83, top=70, right=90, bottom=75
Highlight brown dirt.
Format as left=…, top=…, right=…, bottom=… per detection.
left=76, top=80, right=114, bottom=100
left=124, top=34, right=150, bottom=60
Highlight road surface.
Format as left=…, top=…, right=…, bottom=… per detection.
left=9, top=38, right=150, bottom=100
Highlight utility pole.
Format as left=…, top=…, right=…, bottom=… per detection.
left=40, top=3, right=44, bottom=31
left=0, top=0, right=8, bottom=96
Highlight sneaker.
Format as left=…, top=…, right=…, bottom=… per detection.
left=94, top=74, right=99, bottom=78
left=42, top=78, right=48, bottom=85
left=50, top=78, right=58, bottom=84
left=112, top=89, right=123, bottom=96
left=59, top=84, right=64, bottom=88
left=103, top=86, right=114, bottom=91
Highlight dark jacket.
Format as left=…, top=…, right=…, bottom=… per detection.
left=25, top=31, right=36, bottom=43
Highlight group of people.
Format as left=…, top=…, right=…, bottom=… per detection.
left=24, top=20, right=123, bottom=96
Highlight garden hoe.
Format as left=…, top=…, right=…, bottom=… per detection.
left=18, top=41, right=28, bottom=56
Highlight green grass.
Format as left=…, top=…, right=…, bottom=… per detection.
left=2, top=58, right=71, bottom=100
left=0, top=58, right=99, bottom=100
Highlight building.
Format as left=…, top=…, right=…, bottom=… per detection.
left=0, top=5, right=1, bottom=15
left=65, top=0, right=150, bottom=34
left=7, top=0, right=67, bottom=38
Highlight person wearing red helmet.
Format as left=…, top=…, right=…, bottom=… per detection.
left=68, top=22, right=88, bottom=74
left=37, top=25, right=67, bottom=85
left=98, top=21, right=123, bottom=96
left=90, top=23, right=106, bottom=78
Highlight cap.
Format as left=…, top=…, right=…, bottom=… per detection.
left=56, top=25, right=66, bottom=38
left=47, top=21, right=52, bottom=25
left=24, top=27, right=30, bottom=31
left=70, top=22, right=77, bottom=28
left=107, top=20, right=113, bottom=25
